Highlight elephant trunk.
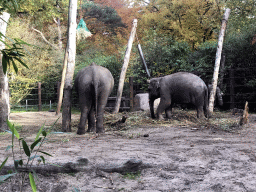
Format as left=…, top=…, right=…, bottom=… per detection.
left=149, top=98, right=156, bottom=119
left=216, top=87, right=223, bottom=106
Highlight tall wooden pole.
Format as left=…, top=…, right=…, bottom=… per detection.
left=62, top=0, right=77, bottom=132
left=0, top=12, right=10, bottom=131
left=113, top=19, right=137, bottom=114
left=209, top=8, right=231, bottom=114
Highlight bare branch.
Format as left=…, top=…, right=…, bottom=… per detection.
left=32, top=27, right=59, bottom=50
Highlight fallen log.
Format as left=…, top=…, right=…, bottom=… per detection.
left=97, top=159, right=143, bottom=174
left=0, top=157, right=89, bottom=176
left=0, top=158, right=147, bottom=176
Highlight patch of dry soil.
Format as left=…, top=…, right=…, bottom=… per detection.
left=1, top=111, right=256, bottom=191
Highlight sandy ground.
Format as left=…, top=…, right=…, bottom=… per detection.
left=1, top=111, right=256, bottom=191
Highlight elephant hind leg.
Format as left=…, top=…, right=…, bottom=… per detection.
left=196, top=105, right=205, bottom=118
left=95, top=93, right=109, bottom=133
left=77, top=107, right=89, bottom=135
left=203, top=105, right=209, bottom=118
left=77, top=98, right=92, bottom=135
left=165, top=104, right=173, bottom=119
left=88, top=107, right=96, bottom=132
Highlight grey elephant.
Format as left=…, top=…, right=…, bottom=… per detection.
left=74, top=62, right=114, bottom=134
left=148, top=72, right=208, bottom=119
left=208, top=84, right=223, bottom=106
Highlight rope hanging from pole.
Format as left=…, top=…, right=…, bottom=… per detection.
left=136, top=33, right=151, bottom=78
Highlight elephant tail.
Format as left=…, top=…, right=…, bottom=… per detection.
left=92, top=68, right=99, bottom=118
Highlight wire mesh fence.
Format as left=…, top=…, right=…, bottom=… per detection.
left=9, top=70, right=256, bottom=113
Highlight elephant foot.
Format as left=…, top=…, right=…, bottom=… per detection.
left=77, top=129, right=86, bottom=135
left=157, top=114, right=164, bottom=120
left=96, top=128, right=105, bottom=134
left=87, top=128, right=96, bottom=133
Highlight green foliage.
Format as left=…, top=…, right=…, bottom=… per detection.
left=6, top=18, right=63, bottom=105
left=186, top=40, right=218, bottom=84
left=19, top=0, right=69, bottom=26
left=139, top=0, right=223, bottom=48
left=132, top=34, right=191, bottom=91
left=29, top=172, right=37, bottom=192
left=1, top=38, right=29, bottom=74
left=0, top=0, right=23, bottom=14
left=81, top=1, right=126, bottom=34
left=123, top=171, right=141, bottom=180
left=0, top=120, right=52, bottom=191
left=226, top=0, right=256, bottom=31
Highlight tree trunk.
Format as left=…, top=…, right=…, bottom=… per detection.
left=53, top=17, right=63, bottom=50
left=209, top=8, right=230, bottom=115
left=113, top=19, right=137, bottom=114
left=62, top=0, right=77, bottom=132
left=0, top=12, right=10, bottom=131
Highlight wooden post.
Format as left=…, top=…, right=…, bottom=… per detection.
left=38, top=82, right=42, bottom=111
left=113, top=19, right=137, bottom=114
left=209, top=8, right=231, bottom=114
left=129, top=77, right=134, bottom=111
left=239, top=101, right=249, bottom=126
left=56, top=49, right=68, bottom=115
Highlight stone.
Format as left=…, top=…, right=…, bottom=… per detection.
left=134, top=93, right=160, bottom=111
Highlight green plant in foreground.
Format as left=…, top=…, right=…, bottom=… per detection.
left=0, top=120, right=52, bottom=192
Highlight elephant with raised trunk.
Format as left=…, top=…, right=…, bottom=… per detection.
left=208, top=84, right=223, bottom=107
left=148, top=72, right=208, bottom=119
left=74, top=62, right=114, bottom=134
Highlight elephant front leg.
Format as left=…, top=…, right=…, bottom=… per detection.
left=77, top=107, right=89, bottom=135
left=157, top=99, right=171, bottom=120
left=149, top=99, right=156, bottom=119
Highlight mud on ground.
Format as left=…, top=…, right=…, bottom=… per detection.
left=1, top=110, right=256, bottom=192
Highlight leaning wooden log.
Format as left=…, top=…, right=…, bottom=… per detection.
left=239, top=101, right=249, bottom=126
left=209, top=8, right=231, bottom=114
left=113, top=19, right=138, bottom=114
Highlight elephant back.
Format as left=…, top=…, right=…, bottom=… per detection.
left=74, top=63, right=114, bottom=116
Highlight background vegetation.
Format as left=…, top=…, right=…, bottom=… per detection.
left=5, top=0, right=256, bottom=111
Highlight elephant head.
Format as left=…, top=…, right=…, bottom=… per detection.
left=148, top=77, right=162, bottom=118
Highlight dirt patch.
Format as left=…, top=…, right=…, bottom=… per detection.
left=1, top=110, right=256, bottom=191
